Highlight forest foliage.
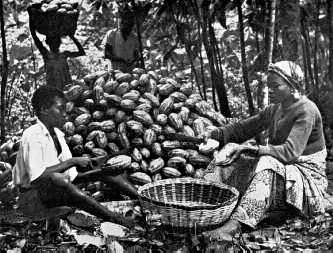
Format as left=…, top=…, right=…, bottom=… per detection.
left=1, top=0, right=333, bottom=142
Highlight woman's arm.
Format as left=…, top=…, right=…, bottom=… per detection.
left=258, top=110, right=315, bottom=163
left=63, top=35, right=85, bottom=58
left=210, top=105, right=274, bottom=145
left=29, top=19, right=48, bottom=57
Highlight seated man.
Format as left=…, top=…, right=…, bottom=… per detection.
left=13, top=85, right=134, bottom=228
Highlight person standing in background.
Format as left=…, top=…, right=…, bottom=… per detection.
left=103, top=9, right=140, bottom=73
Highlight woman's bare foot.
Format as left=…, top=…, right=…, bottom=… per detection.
left=203, top=219, right=241, bottom=242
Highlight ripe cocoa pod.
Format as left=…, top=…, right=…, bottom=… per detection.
left=182, top=125, right=195, bottom=137
left=163, top=125, right=176, bottom=134
left=132, top=148, right=142, bottom=163
left=105, top=107, right=117, bottom=118
left=104, top=80, right=118, bottom=93
left=158, top=83, right=175, bottom=96
left=92, top=111, right=104, bottom=121
left=87, top=121, right=102, bottom=132
left=193, top=118, right=206, bottom=136
left=139, top=73, right=150, bottom=86
left=115, top=73, right=132, bottom=83
left=140, top=160, right=149, bottom=172
left=107, top=143, right=120, bottom=153
left=94, top=76, right=106, bottom=87
left=130, top=162, right=141, bottom=172
left=93, top=85, right=104, bottom=102
left=179, top=107, right=190, bottom=123
left=65, top=85, right=84, bottom=101
left=114, top=110, right=126, bottom=123
left=135, top=103, right=152, bottom=113
left=140, top=147, right=150, bottom=159
left=152, top=173, right=162, bottom=182
left=130, top=79, right=139, bottom=89
left=132, top=138, right=144, bottom=147
left=115, top=82, right=130, bottom=96
left=70, top=134, right=83, bottom=146
left=143, top=93, right=160, bottom=107
left=143, top=129, right=156, bottom=146
left=126, top=120, right=144, bottom=135
left=168, top=149, right=189, bottom=159
left=120, top=99, right=136, bottom=110
left=185, top=164, right=195, bottom=176
left=122, top=90, right=140, bottom=101
left=119, top=132, right=130, bottom=149
left=91, top=148, right=108, bottom=157
left=100, top=120, right=116, bottom=132
left=96, top=131, right=108, bottom=148
left=86, top=130, right=100, bottom=142
left=168, top=113, right=183, bottom=130
left=63, top=121, right=75, bottom=136
left=151, top=142, right=163, bottom=157
left=148, top=157, right=165, bottom=173
left=66, top=101, right=75, bottom=113
left=106, top=132, right=118, bottom=142
left=167, top=156, right=187, bottom=169
left=84, top=141, right=95, bottom=152
left=150, top=124, right=163, bottom=134
left=74, top=113, right=91, bottom=126
left=132, top=68, right=145, bottom=75
left=104, top=94, right=122, bottom=106
left=162, top=140, right=182, bottom=150
left=83, top=98, right=94, bottom=111
left=159, top=97, right=174, bottom=115
left=105, top=155, right=132, bottom=170
left=188, top=154, right=211, bottom=167
left=162, top=167, right=182, bottom=178
left=129, top=172, right=152, bottom=185
left=133, top=110, right=153, bottom=126
left=170, top=91, right=187, bottom=102
left=180, top=83, right=193, bottom=96
left=156, top=114, right=168, bottom=125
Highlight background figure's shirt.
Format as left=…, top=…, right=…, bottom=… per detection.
left=13, top=120, right=77, bottom=188
left=44, top=51, right=72, bottom=90
left=103, top=29, right=139, bottom=72
left=214, top=97, right=326, bottom=163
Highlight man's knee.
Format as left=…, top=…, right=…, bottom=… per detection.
left=255, top=155, right=284, bottom=173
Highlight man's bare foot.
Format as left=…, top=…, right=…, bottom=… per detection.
left=203, top=219, right=241, bottom=242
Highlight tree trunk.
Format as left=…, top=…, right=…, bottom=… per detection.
left=0, top=0, right=8, bottom=142
left=265, top=0, right=276, bottom=69
left=328, top=0, right=333, bottom=84
left=301, top=9, right=315, bottom=95
left=280, top=0, right=300, bottom=61
left=237, top=0, right=255, bottom=115
left=313, top=0, right=320, bottom=104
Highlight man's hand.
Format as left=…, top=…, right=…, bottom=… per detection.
left=71, top=157, right=92, bottom=169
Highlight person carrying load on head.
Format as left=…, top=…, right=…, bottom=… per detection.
left=29, top=16, right=85, bottom=90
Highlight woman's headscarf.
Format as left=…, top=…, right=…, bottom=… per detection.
left=268, top=61, right=304, bottom=91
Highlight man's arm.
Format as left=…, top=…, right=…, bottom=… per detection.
left=63, top=35, right=86, bottom=58
left=29, top=19, right=48, bottom=57
left=105, top=43, right=126, bottom=63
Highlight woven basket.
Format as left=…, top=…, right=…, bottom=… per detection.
left=138, top=177, right=239, bottom=231
left=28, top=4, right=79, bottom=37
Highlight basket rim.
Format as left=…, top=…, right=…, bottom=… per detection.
left=138, top=177, right=239, bottom=211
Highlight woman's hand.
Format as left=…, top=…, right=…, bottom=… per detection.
left=224, top=144, right=258, bottom=164
left=200, top=127, right=220, bottom=142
